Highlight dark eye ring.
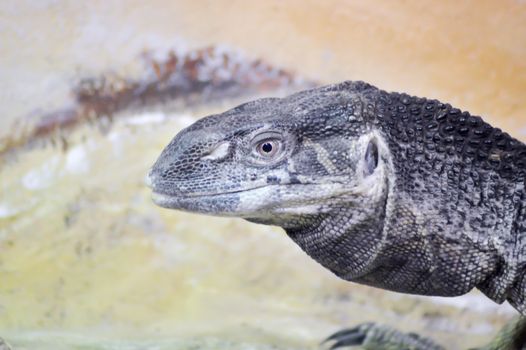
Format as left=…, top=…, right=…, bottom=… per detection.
left=256, top=139, right=280, bottom=157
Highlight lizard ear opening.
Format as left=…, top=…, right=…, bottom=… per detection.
left=364, top=139, right=378, bottom=177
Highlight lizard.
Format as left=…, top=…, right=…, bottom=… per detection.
left=147, top=81, right=526, bottom=349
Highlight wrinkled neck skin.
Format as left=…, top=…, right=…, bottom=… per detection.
left=282, top=177, right=390, bottom=281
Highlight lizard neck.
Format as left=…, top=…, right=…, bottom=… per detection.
left=284, top=178, right=390, bottom=281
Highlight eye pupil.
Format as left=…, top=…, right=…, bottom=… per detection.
left=261, top=142, right=273, bottom=153
left=254, top=138, right=281, bottom=158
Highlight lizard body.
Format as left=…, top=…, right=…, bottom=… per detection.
left=148, top=81, right=526, bottom=347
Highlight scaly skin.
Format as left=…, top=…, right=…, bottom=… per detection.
left=148, top=81, right=526, bottom=348
left=323, top=318, right=526, bottom=349
left=322, top=323, right=445, bottom=349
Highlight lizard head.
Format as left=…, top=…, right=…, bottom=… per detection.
left=147, top=81, right=389, bottom=230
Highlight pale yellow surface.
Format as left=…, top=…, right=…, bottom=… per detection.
left=1, top=1, right=525, bottom=349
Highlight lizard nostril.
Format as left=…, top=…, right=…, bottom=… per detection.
left=202, top=141, right=230, bottom=161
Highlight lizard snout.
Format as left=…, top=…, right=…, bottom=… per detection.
left=145, top=170, right=156, bottom=189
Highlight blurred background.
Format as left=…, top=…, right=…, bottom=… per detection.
left=1, top=1, right=525, bottom=349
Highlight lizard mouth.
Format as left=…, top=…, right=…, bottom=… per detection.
left=150, top=184, right=271, bottom=200
left=149, top=185, right=278, bottom=216
left=149, top=188, right=256, bottom=214
left=147, top=171, right=274, bottom=201
left=150, top=181, right=354, bottom=218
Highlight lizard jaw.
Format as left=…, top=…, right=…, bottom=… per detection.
left=150, top=190, right=243, bottom=216
left=150, top=182, right=351, bottom=218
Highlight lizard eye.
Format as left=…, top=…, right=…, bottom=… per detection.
left=249, top=131, right=287, bottom=164
left=256, top=139, right=281, bottom=157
